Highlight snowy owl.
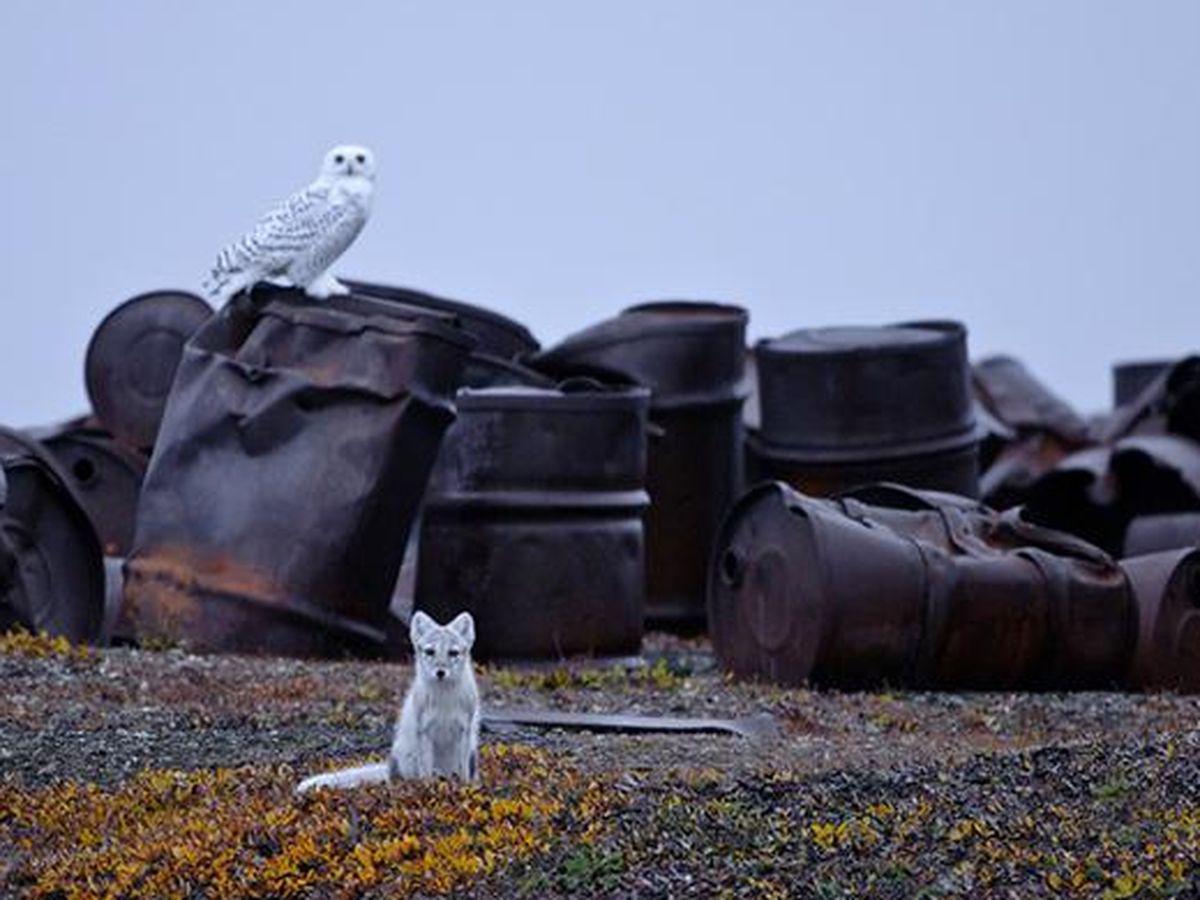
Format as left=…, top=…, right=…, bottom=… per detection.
left=202, top=144, right=376, bottom=303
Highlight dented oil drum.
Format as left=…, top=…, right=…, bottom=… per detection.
left=0, top=428, right=105, bottom=642
left=415, top=382, right=650, bottom=660
left=30, top=421, right=147, bottom=557
left=85, top=290, right=213, bottom=450
left=709, top=481, right=1131, bottom=690
left=1121, top=548, right=1200, bottom=692
left=749, top=321, right=982, bottom=498
left=344, top=278, right=539, bottom=361
left=530, top=301, right=748, bottom=630
left=121, top=286, right=475, bottom=658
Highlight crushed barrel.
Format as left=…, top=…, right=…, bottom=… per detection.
left=120, top=286, right=474, bottom=657
left=415, top=381, right=650, bottom=660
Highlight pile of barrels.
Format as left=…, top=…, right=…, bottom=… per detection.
left=5, top=280, right=1200, bottom=693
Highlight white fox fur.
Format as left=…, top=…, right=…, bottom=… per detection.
left=296, top=611, right=480, bottom=793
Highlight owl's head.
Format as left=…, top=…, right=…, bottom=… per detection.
left=321, top=145, right=376, bottom=181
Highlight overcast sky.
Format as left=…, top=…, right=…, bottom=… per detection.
left=1, top=1, right=1196, bottom=425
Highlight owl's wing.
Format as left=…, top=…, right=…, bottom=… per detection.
left=210, top=181, right=337, bottom=281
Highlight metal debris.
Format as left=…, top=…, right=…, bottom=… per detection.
left=1121, top=548, right=1200, bottom=692
left=0, top=427, right=105, bottom=642
left=120, top=286, right=475, bottom=657
left=481, top=709, right=778, bottom=741
left=415, top=380, right=650, bottom=660
left=709, top=480, right=1132, bottom=690
left=85, top=290, right=213, bottom=450
left=748, top=321, right=983, bottom=498
left=531, top=301, right=748, bottom=630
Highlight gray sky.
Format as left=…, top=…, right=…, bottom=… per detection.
left=1, top=1, right=1197, bottom=426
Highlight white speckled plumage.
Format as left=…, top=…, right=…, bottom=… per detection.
left=203, top=144, right=375, bottom=302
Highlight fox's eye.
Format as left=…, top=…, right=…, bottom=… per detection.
left=423, top=648, right=434, bottom=657
left=334, top=154, right=345, bottom=164
left=448, top=649, right=460, bottom=658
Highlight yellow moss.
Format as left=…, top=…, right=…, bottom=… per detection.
left=0, top=627, right=92, bottom=663
left=0, top=744, right=621, bottom=899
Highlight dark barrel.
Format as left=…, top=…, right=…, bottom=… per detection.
left=749, top=321, right=982, bottom=498
left=85, top=290, right=213, bottom=450
left=28, top=420, right=147, bottom=557
left=1121, top=548, right=1200, bottom=692
left=530, top=301, right=748, bottom=630
left=1113, top=359, right=1174, bottom=409
left=0, top=428, right=105, bottom=642
left=709, top=481, right=1132, bottom=690
left=343, top=278, right=539, bottom=361
left=120, top=286, right=475, bottom=658
left=416, top=382, right=650, bottom=660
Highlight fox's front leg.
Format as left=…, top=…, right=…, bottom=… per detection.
left=415, top=735, right=435, bottom=778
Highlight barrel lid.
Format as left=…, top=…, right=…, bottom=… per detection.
left=758, top=323, right=952, bottom=357
left=85, top=290, right=213, bottom=450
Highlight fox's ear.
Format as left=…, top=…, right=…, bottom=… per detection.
left=449, top=612, right=475, bottom=648
left=410, top=611, right=435, bottom=646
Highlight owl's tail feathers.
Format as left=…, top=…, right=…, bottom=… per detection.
left=202, top=266, right=248, bottom=304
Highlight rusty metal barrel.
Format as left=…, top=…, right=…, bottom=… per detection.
left=1121, top=549, right=1200, bottom=692
left=709, top=481, right=1132, bottom=690
left=0, top=428, right=105, bottom=642
left=27, top=420, right=147, bottom=557
left=529, top=301, right=748, bottom=630
left=343, top=279, right=539, bottom=361
left=85, top=290, right=213, bottom=450
left=121, top=286, right=475, bottom=657
left=749, top=321, right=982, bottom=498
left=415, top=381, right=650, bottom=660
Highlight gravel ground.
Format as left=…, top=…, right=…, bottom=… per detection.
left=4, top=634, right=1200, bottom=896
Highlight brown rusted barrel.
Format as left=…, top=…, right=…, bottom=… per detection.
left=343, top=278, right=539, bottom=361
left=0, top=428, right=105, bottom=642
left=1121, top=548, right=1200, bottom=692
left=530, top=301, right=748, bottom=631
left=709, top=481, right=1132, bottom=690
left=121, top=286, right=475, bottom=658
left=749, top=321, right=982, bottom=498
left=416, top=382, right=650, bottom=660
left=27, top=420, right=146, bottom=557
left=85, top=290, right=213, bottom=451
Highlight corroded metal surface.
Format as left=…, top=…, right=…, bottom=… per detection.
left=85, top=290, right=213, bottom=450
left=343, top=278, right=539, bottom=360
left=30, top=421, right=147, bottom=557
left=531, top=301, right=748, bottom=631
left=121, top=286, right=474, bottom=657
left=0, top=427, right=105, bottom=642
left=751, top=321, right=982, bottom=498
left=416, top=382, right=650, bottom=660
left=709, top=481, right=1132, bottom=690
left=1023, top=435, right=1200, bottom=556
left=1121, top=548, right=1200, bottom=692
left=481, top=709, right=778, bottom=740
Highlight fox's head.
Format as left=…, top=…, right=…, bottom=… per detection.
left=410, top=611, right=475, bottom=683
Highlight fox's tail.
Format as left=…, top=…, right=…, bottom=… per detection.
left=296, top=762, right=389, bottom=794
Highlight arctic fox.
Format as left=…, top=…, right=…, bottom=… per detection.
left=296, top=611, right=480, bottom=792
